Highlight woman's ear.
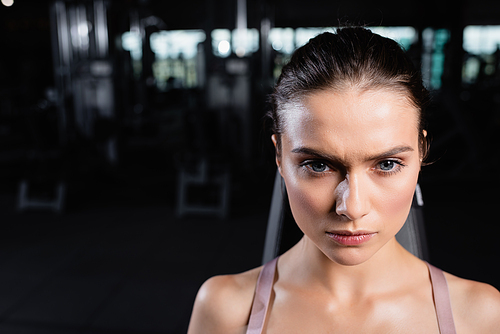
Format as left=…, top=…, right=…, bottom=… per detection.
left=271, top=134, right=282, bottom=174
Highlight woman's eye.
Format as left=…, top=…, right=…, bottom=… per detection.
left=376, top=160, right=406, bottom=175
left=379, top=160, right=397, bottom=171
left=307, top=161, right=329, bottom=173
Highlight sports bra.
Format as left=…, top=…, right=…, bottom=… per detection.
left=246, top=257, right=457, bottom=334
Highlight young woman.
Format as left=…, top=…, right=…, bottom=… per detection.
left=187, top=27, right=500, bottom=334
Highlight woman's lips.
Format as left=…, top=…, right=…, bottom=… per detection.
left=326, top=230, right=376, bottom=246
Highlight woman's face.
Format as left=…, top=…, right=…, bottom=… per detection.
left=275, top=88, right=422, bottom=266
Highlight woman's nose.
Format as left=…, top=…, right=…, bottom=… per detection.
left=334, top=174, right=369, bottom=221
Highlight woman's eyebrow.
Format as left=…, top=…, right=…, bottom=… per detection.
left=366, top=146, right=414, bottom=161
left=291, top=145, right=414, bottom=163
left=290, top=147, right=343, bottom=164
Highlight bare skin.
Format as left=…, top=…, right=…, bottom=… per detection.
left=187, top=88, right=500, bottom=334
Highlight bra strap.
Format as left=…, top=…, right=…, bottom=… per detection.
left=426, top=262, right=457, bottom=334
left=246, top=257, right=278, bottom=334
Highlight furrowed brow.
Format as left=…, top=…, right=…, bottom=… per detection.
left=291, top=147, right=342, bottom=163
left=291, top=145, right=414, bottom=163
left=366, top=146, right=414, bottom=161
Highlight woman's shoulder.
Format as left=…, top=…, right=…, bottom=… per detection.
left=187, top=265, right=262, bottom=334
left=444, top=271, right=500, bottom=333
left=196, top=266, right=262, bottom=310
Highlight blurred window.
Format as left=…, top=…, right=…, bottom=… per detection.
left=149, top=30, right=206, bottom=90
left=421, top=28, right=450, bottom=90
left=212, top=28, right=259, bottom=58
left=122, top=31, right=143, bottom=78
left=232, top=28, right=259, bottom=57
left=150, top=30, right=205, bottom=59
left=269, top=28, right=295, bottom=54
left=212, top=29, right=232, bottom=58
left=462, top=26, right=500, bottom=84
left=463, top=26, right=500, bottom=55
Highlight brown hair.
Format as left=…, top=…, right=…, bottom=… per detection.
left=269, top=27, right=429, bottom=159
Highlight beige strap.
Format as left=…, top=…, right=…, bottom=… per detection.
left=246, top=257, right=278, bottom=334
left=426, top=262, right=457, bottom=334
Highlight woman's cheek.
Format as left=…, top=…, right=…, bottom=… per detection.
left=377, top=170, right=418, bottom=231
left=284, top=171, right=334, bottom=224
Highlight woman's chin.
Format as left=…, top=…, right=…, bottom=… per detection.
left=320, top=236, right=399, bottom=267
left=322, top=247, right=376, bottom=267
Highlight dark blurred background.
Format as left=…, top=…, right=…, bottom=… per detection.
left=0, top=0, right=499, bottom=333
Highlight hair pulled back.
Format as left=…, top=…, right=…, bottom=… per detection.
left=269, top=27, right=429, bottom=157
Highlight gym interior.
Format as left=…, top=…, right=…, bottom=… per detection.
left=0, top=0, right=499, bottom=332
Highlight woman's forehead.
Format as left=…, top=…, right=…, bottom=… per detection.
left=282, top=89, right=418, bottom=130
left=280, top=89, right=420, bottom=154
